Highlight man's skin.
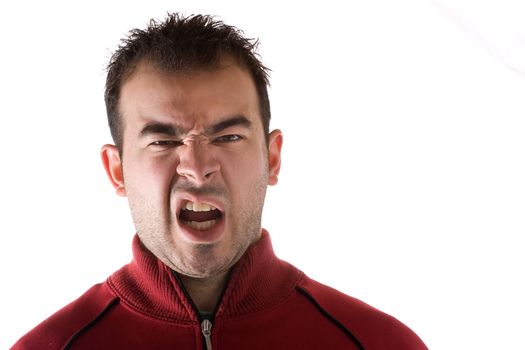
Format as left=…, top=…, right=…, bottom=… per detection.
left=101, top=57, right=283, bottom=313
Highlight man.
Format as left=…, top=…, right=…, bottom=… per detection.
left=13, top=13, right=427, bottom=350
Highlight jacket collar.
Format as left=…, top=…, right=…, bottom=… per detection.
left=107, top=230, right=303, bottom=323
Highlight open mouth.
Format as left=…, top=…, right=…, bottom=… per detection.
left=178, top=201, right=223, bottom=231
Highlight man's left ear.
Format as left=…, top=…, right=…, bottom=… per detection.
left=267, top=129, right=283, bottom=186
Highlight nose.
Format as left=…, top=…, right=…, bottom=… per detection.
left=176, top=140, right=220, bottom=185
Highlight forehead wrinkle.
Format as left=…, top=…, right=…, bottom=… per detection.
left=124, top=62, right=260, bottom=140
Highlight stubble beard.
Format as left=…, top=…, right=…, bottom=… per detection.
left=128, top=178, right=267, bottom=280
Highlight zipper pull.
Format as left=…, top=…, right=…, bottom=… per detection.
left=201, top=319, right=213, bottom=350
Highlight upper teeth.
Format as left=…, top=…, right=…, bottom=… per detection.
left=184, top=201, right=216, bottom=212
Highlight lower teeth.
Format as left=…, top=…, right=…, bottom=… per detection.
left=184, top=219, right=217, bottom=231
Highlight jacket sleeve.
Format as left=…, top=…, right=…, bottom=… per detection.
left=11, top=283, right=118, bottom=350
left=297, top=276, right=428, bottom=350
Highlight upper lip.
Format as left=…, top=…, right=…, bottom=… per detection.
left=174, top=192, right=225, bottom=216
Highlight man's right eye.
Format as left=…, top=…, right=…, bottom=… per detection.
left=149, top=140, right=183, bottom=147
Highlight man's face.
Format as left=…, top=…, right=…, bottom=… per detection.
left=101, top=61, right=282, bottom=279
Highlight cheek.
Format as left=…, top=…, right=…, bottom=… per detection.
left=124, top=155, right=180, bottom=198
left=226, top=138, right=268, bottom=170
left=221, top=147, right=269, bottom=193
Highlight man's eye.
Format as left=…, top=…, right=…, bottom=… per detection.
left=215, top=134, right=242, bottom=143
left=150, top=140, right=183, bottom=147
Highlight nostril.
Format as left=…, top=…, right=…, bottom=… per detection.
left=176, top=165, right=219, bottom=183
left=176, top=144, right=219, bottom=182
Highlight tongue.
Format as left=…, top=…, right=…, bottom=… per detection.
left=180, top=209, right=222, bottom=222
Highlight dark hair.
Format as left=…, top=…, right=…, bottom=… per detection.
left=105, top=13, right=271, bottom=153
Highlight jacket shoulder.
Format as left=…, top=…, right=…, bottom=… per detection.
left=11, top=283, right=118, bottom=350
left=297, top=277, right=428, bottom=350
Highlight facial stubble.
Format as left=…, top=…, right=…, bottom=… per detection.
left=126, top=172, right=268, bottom=280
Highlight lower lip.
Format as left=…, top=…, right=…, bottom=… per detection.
left=177, top=216, right=226, bottom=244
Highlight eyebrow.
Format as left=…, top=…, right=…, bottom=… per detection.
left=139, top=122, right=183, bottom=138
left=206, top=115, right=252, bottom=134
left=139, top=115, right=252, bottom=138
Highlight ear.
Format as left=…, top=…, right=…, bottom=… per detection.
left=100, top=144, right=127, bottom=197
left=267, top=129, right=283, bottom=186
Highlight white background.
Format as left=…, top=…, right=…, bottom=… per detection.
left=1, top=1, right=524, bottom=349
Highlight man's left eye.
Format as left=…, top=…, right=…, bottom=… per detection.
left=214, top=134, right=242, bottom=142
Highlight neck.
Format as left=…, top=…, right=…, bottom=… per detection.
left=178, top=271, right=229, bottom=315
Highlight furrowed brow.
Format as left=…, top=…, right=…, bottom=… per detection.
left=207, top=115, right=252, bottom=134
left=139, top=122, right=183, bottom=138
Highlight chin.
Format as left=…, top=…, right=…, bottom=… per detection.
left=179, top=246, right=233, bottom=277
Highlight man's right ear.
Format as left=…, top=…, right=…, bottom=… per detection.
left=101, top=144, right=126, bottom=197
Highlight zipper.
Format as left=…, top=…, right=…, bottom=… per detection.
left=172, top=271, right=230, bottom=350
left=201, top=319, right=213, bottom=350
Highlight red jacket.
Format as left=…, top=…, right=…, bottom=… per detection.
left=13, top=231, right=428, bottom=349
